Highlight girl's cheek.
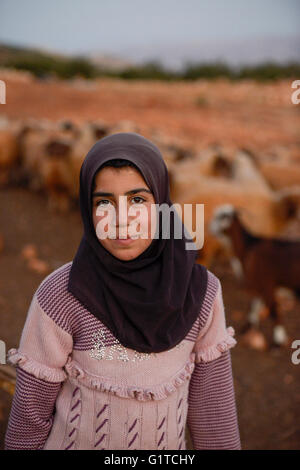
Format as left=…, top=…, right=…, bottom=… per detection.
left=128, top=205, right=155, bottom=239
left=93, top=203, right=156, bottom=240
left=147, top=204, right=157, bottom=238
left=94, top=207, right=117, bottom=239
left=140, top=207, right=156, bottom=239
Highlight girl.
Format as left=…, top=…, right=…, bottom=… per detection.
left=5, top=132, right=241, bottom=450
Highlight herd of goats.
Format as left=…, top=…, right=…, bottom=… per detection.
left=0, top=115, right=300, bottom=350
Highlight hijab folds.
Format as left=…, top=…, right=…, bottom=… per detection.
left=68, top=132, right=208, bottom=353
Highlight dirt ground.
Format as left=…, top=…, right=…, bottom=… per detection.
left=0, top=186, right=299, bottom=450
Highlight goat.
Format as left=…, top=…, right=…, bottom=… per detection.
left=209, top=204, right=300, bottom=347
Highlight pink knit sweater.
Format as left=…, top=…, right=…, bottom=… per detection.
left=5, top=262, right=241, bottom=450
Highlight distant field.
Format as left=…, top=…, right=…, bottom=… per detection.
left=0, top=74, right=299, bottom=155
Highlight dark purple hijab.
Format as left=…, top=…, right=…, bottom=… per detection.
left=68, top=132, right=208, bottom=353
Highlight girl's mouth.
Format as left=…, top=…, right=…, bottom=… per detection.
left=113, top=233, right=139, bottom=245
left=114, top=238, right=135, bottom=245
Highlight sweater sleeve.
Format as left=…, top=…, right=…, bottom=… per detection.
left=187, top=279, right=241, bottom=450
left=5, top=292, right=73, bottom=450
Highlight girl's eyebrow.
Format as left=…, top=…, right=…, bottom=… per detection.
left=92, top=188, right=153, bottom=198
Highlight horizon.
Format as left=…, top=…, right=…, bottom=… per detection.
left=0, top=0, right=300, bottom=68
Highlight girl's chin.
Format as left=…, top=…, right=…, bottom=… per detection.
left=102, top=240, right=151, bottom=260
left=112, top=248, right=143, bottom=261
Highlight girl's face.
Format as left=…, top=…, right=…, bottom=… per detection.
left=92, top=166, right=157, bottom=261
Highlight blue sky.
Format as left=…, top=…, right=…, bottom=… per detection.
left=0, top=0, right=299, bottom=55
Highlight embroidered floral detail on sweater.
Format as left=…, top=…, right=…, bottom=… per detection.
left=89, top=328, right=183, bottom=362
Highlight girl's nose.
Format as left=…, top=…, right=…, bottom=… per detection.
left=115, top=196, right=130, bottom=227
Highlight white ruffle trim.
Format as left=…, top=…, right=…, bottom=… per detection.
left=6, top=348, right=67, bottom=383
left=64, top=357, right=195, bottom=401
left=194, top=326, right=237, bottom=363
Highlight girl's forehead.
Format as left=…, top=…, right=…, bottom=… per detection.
left=94, top=166, right=150, bottom=189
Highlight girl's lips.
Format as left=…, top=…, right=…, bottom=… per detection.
left=113, top=235, right=138, bottom=245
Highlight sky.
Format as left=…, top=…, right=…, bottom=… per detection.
left=0, top=0, right=299, bottom=65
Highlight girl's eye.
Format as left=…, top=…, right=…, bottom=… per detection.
left=131, top=196, right=145, bottom=204
left=95, top=197, right=145, bottom=207
left=95, top=199, right=112, bottom=207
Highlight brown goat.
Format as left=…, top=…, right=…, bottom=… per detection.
left=209, top=204, right=300, bottom=347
